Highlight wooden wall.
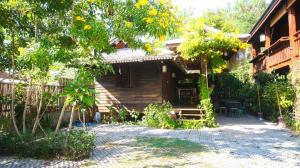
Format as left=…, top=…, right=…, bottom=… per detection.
left=95, top=62, right=163, bottom=116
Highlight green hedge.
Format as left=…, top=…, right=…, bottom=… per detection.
left=0, top=130, right=95, bottom=160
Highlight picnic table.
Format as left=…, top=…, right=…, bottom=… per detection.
left=219, top=100, right=246, bottom=117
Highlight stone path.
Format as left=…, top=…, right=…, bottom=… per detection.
left=1, top=115, right=300, bottom=168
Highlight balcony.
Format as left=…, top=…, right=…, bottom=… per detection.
left=260, top=37, right=292, bottom=69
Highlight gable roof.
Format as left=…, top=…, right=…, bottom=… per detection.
left=248, top=0, right=281, bottom=41
left=102, top=48, right=176, bottom=64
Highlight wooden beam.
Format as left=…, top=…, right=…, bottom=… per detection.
left=287, top=0, right=296, bottom=9
left=265, top=25, right=271, bottom=48
left=288, top=4, right=297, bottom=57
left=270, top=6, right=287, bottom=27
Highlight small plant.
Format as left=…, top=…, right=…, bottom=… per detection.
left=143, top=102, right=177, bottom=129
left=118, top=107, right=127, bottom=123
left=179, top=120, right=204, bottom=129
left=130, top=109, right=139, bottom=123
left=108, top=105, right=118, bottom=123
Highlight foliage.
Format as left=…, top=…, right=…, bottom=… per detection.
left=178, top=17, right=247, bottom=73
left=198, top=77, right=217, bottom=127
left=262, top=79, right=295, bottom=122
left=63, top=69, right=95, bottom=108
left=215, top=70, right=297, bottom=127
left=0, top=117, right=11, bottom=132
left=143, top=102, right=177, bottom=129
left=0, top=0, right=179, bottom=135
left=118, top=106, right=127, bottom=123
left=201, top=0, right=269, bottom=33
left=64, top=130, right=96, bottom=160
left=296, top=121, right=300, bottom=133
left=179, top=120, right=204, bottom=129
left=129, top=109, right=140, bottom=123
left=229, top=0, right=269, bottom=33
left=0, top=130, right=95, bottom=160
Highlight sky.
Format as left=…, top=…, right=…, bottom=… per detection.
left=172, top=0, right=234, bottom=16
left=172, top=0, right=272, bottom=16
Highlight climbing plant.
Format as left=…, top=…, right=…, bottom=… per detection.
left=178, top=17, right=247, bottom=126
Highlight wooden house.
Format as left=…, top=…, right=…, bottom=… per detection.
left=248, top=0, right=300, bottom=75
left=95, top=42, right=202, bottom=118
left=94, top=35, right=248, bottom=118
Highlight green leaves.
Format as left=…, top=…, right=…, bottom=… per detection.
left=63, top=69, right=95, bottom=108
left=178, top=18, right=247, bottom=73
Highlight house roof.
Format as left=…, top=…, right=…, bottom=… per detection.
left=102, top=48, right=176, bottom=64
left=248, top=0, right=281, bottom=42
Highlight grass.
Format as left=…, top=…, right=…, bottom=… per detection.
left=118, top=136, right=207, bottom=167
left=135, top=137, right=205, bottom=156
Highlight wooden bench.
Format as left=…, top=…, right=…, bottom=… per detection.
left=174, top=108, right=205, bottom=120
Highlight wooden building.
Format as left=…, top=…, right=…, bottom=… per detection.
left=248, top=0, right=300, bottom=75
left=95, top=41, right=204, bottom=117
left=95, top=35, right=248, bottom=118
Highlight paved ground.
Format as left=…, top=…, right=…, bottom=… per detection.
left=1, top=115, right=300, bottom=168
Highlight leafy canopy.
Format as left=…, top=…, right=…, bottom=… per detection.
left=178, top=18, right=247, bottom=73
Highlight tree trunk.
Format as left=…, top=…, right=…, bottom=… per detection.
left=82, top=109, right=86, bottom=131
left=11, top=31, right=20, bottom=136
left=275, top=84, right=282, bottom=117
left=55, top=99, right=68, bottom=134
left=68, top=102, right=76, bottom=130
left=22, top=78, right=32, bottom=133
left=32, top=81, right=45, bottom=135
left=256, top=85, right=262, bottom=120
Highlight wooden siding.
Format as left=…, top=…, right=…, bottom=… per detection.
left=95, top=62, right=162, bottom=115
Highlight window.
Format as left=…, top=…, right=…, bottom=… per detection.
left=115, top=65, right=136, bottom=88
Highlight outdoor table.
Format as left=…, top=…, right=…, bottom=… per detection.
left=226, top=101, right=241, bottom=117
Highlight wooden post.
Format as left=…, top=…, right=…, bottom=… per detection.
left=288, top=4, right=297, bottom=57
left=161, top=64, right=168, bottom=102
left=265, top=25, right=271, bottom=49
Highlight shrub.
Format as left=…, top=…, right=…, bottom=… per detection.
left=179, top=120, right=204, bottom=129
left=118, top=107, right=127, bottom=123
left=64, top=130, right=96, bottom=160
left=295, top=121, right=300, bottom=133
left=143, top=102, right=178, bottom=129
left=0, top=130, right=95, bottom=160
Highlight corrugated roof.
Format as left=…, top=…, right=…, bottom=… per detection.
left=102, top=48, right=176, bottom=64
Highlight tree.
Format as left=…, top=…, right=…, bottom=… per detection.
left=178, top=18, right=247, bottom=126
left=201, top=0, right=269, bottom=33
left=1, top=0, right=180, bottom=135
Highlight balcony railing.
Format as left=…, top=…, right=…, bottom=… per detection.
left=263, top=37, right=292, bottom=69
left=294, top=30, right=300, bottom=57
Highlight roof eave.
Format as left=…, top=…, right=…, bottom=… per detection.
left=248, top=0, right=281, bottom=42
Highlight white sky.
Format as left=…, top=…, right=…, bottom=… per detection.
left=172, top=0, right=234, bottom=16
left=172, top=0, right=272, bottom=16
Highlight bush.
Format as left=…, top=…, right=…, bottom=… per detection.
left=0, top=130, right=95, bottom=160
left=295, top=121, right=300, bottom=133
left=143, top=102, right=178, bottom=129
left=64, top=130, right=96, bottom=160
left=179, top=120, right=204, bottom=129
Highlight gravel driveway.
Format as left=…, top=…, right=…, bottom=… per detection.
left=1, top=115, right=300, bottom=168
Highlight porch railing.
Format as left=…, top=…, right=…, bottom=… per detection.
left=294, top=30, right=300, bottom=57
left=264, top=37, right=292, bottom=69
